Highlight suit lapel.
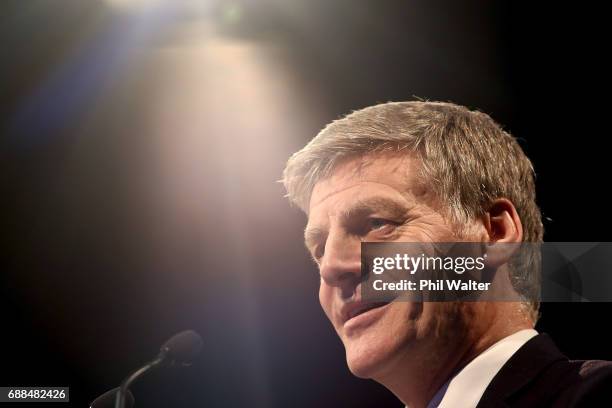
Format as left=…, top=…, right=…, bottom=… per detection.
left=476, top=334, right=566, bottom=407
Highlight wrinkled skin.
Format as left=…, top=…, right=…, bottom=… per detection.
left=304, top=154, right=530, bottom=407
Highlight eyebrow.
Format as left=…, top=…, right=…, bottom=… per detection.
left=303, top=196, right=410, bottom=251
left=343, top=197, right=410, bottom=220
left=304, top=227, right=327, bottom=253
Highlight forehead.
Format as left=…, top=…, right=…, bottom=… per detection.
left=308, top=154, right=426, bottom=218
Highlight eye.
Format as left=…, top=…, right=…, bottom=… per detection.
left=312, top=245, right=325, bottom=263
left=367, top=218, right=396, bottom=232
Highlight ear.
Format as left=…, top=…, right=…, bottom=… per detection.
left=482, top=198, right=523, bottom=243
left=481, top=198, right=523, bottom=267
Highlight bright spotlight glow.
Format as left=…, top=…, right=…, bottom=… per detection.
left=104, top=0, right=164, bottom=11
left=104, top=0, right=218, bottom=15
left=144, top=20, right=325, bottom=226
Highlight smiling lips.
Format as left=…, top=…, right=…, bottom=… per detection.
left=342, top=301, right=390, bottom=325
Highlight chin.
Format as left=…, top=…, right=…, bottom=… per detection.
left=346, top=356, right=382, bottom=379
left=343, top=333, right=403, bottom=379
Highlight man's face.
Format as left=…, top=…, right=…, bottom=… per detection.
left=305, top=154, right=474, bottom=379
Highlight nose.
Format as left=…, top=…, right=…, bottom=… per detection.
left=319, top=228, right=362, bottom=295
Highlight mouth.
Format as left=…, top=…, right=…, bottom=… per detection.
left=343, top=301, right=390, bottom=325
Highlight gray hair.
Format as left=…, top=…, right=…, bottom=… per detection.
left=282, top=101, right=543, bottom=322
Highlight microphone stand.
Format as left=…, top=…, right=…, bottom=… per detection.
left=109, top=330, right=201, bottom=408
left=115, top=351, right=166, bottom=408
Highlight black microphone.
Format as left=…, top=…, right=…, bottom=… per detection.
left=90, top=387, right=134, bottom=408
left=159, top=329, right=204, bottom=366
left=115, top=330, right=203, bottom=408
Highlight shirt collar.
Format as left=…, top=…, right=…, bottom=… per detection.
left=435, top=329, right=538, bottom=408
left=408, top=329, right=538, bottom=408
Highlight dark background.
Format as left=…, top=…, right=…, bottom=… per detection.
left=2, top=1, right=610, bottom=407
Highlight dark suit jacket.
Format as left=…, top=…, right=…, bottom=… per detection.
left=476, top=334, right=612, bottom=407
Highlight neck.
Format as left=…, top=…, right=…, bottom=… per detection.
left=375, top=303, right=533, bottom=408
